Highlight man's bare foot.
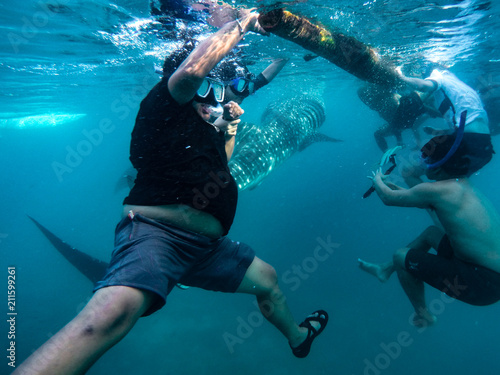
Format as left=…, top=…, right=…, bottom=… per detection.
left=412, top=309, right=437, bottom=328
left=358, top=259, right=394, bottom=282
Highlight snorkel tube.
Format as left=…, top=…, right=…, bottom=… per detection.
left=424, top=110, right=467, bottom=169
left=207, top=103, right=223, bottom=124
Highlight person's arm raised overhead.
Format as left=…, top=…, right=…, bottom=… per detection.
left=259, top=58, right=289, bottom=83
left=168, top=10, right=267, bottom=105
left=399, top=75, right=437, bottom=94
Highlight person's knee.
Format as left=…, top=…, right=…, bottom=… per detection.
left=253, top=263, right=288, bottom=315
left=422, top=225, right=443, bottom=246
left=257, top=262, right=279, bottom=292
left=77, top=287, right=151, bottom=340
left=393, top=248, right=408, bottom=269
left=423, top=225, right=441, bottom=237
left=249, top=261, right=284, bottom=302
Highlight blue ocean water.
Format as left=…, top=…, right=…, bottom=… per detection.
left=1, top=0, right=500, bottom=374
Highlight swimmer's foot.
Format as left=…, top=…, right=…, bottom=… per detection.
left=289, top=310, right=328, bottom=358
left=412, top=309, right=437, bottom=328
left=358, top=259, right=394, bottom=282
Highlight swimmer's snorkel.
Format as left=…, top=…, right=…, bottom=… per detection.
left=206, top=103, right=223, bottom=125
left=195, top=77, right=226, bottom=125
left=422, top=110, right=467, bottom=169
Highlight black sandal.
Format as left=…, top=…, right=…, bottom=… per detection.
left=290, top=310, right=329, bottom=358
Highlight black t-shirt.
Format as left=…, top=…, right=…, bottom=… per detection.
left=123, top=78, right=238, bottom=234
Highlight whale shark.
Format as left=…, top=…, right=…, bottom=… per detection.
left=229, top=94, right=342, bottom=190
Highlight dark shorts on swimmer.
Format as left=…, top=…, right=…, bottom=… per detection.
left=405, top=235, right=500, bottom=306
left=94, top=214, right=255, bottom=316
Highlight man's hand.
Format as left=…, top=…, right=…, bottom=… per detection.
left=225, top=122, right=238, bottom=139
left=213, top=101, right=243, bottom=133
left=239, top=9, right=268, bottom=35
left=213, top=117, right=240, bottom=133
left=223, top=101, right=244, bottom=121
left=206, top=3, right=268, bottom=36
left=369, top=168, right=404, bottom=191
left=220, top=102, right=242, bottom=160
left=368, top=168, right=386, bottom=184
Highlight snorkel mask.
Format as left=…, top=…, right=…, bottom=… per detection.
left=195, top=77, right=225, bottom=105
left=195, top=77, right=225, bottom=124
left=229, top=76, right=255, bottom=98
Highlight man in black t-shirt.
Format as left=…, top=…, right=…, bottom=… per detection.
left=15, top=11, right=328, bottom=375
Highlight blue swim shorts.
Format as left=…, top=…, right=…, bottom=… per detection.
left=94, top=213, right=255, bottom=316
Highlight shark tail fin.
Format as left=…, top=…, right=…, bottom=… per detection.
left=27, top=215, right=108, bottom=284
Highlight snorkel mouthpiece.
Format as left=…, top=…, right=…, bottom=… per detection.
left=207, top=103, right=223, bottom=124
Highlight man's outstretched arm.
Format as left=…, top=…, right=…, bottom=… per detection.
left=399, top=75, right=437, bottom=93
left=372, top=169, right=438, bottom=209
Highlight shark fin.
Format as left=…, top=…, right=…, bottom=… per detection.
left=299, top=133, right=343, bottom=152
left=115, top=167, right=137, bottom=194
left=28, top=215, right=108, bottom=284
left=248, top=180, right=265, bottom=190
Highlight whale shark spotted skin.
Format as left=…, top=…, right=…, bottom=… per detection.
left=229, top=94, right=341, bottom=190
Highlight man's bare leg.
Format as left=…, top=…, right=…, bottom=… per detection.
left=359, top=226, right=443, bottom=327
left=13, top=286, right=154, bottom=375
left=394, top=263, right=437, bottom=328
left=236, top=257, right=325, bottom=349
left=392, top=225, right=444, bottom=327
left=406, top=225, right=443, bottom=252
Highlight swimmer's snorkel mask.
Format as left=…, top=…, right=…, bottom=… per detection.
left=229, top=76, right=255, bottom=98
left=195, top=77, right=225, bottom=124
left=195, top=77, right=225, bottom=105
